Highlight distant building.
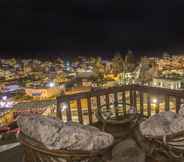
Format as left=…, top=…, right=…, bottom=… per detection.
left=64, top=86, right=91, bottom=95
left=77, top=71, right=97, bottom=78
left=25, top=87, right=61, bottom=99
left=152, top=77, right=184, bottom=90
left=79, top=78, right=93, bottom=87
left=3, top=84, right=22, bottom=93
left=163, top=52, right=171, bottom=59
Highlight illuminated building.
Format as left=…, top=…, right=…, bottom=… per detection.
left=64, top=86, right=91, bottom=95
left=152, top=77, right=184, bottom=90
left=25, top=87, right=61, bottom=99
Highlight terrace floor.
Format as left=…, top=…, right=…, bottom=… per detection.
left=0, top=122, right=174, bottom=162
left=0, top=144, right=23, bottom=162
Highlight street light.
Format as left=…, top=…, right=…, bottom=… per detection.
left=61, top=102, right=68, bottom=112
left=152, top=98, right=158, bottom=104
left=152, top=98, right=159, bottom=113
left=2, top=96, right=7, bottom=101
left=48, top=82, right=55, bottom=88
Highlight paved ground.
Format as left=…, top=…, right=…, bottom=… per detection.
left=0, top=122, right=131, bottom=162
left=0, top=142, right=20, bottom=153
left=0, top=145, right=23, bottom=162
left=0, top=122, right=164, bottom=162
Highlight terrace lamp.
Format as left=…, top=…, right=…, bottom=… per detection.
left=48, top=82, right=55, bottom=88
left=61, top=102, right=68, bottom=112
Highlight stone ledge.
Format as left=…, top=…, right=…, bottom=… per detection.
left=0, top=142, right=20, bottom=153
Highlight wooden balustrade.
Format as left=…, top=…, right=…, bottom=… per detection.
left=56, top=85, right=184, bottom=124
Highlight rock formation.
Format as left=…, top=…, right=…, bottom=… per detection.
left=178, top=103, right=184, bottom=116
left=139, top=111, right=177, bottom=137
left=17, top=115, right=114, bottom=151
left=111, top=138, right=145, bottom=162
left=140, top=104, right=184, bottom=137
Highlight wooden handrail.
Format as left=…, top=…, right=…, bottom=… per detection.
left=56, top=85, right=184, bottom=124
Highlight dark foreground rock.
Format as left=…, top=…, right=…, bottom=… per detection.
left=111, top=138, right=145, bottom=162
left=0, top=145, right=23, bottom=162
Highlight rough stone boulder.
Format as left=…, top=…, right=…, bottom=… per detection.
left=178, top=103, right=184, bottom=117
left=170, top=103, right=184, bottom=134
left=139, top=111, right=178, bottom=137
left=170, top=115, right=184, bottom=134
left=17, top=115, right=114, bottom=151
left=132, top=128, right=150, bottom=153
left=111, top=138, right=145, bottom=162
left=140, top=104, right=184, bottom=137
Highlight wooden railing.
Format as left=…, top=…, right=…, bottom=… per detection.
left=56, top=85, right=184, bottom=124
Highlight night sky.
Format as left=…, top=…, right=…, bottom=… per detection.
left=1, top=0, right=184, bottom=57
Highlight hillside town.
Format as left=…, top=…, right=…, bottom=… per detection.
left=0, top=52, right=184, bottom=104
left=1, top=52, right=184, bottom=162
left=0, top=52, right=183, bottom=128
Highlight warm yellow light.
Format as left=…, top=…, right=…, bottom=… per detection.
left=152, top=98, right=157, bottom=104
left=61, top=102, right=68, bottom=112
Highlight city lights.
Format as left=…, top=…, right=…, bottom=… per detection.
left=0, top=1, right=184, bottom=161
left=152, top=98, right=158, bottom=104
left=0, top=55, right=183, bottom=128
left=2, top=96, right=7, bottom=101
left=0, top=101, right=14, bottom=108
left=61, top=102, right=68, bottom=112
left=48, top=82, right=55, bottom=88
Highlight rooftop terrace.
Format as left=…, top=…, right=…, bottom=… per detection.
left=1, top=85, right=184, bottom=162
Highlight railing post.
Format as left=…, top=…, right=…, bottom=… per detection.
left=176, top=97, right=181, bottom=113
left=97, top=95, right=101, bottom=110
left=140, top=92, right=144, bottom=115
left=114, top=92, right=119, bottom=117
left=165, top=96, right=170, bottom=111
left=133, top=90, right=137, bottom=112
left=87, top=97, right=93, bottom=124
left=122, top=91, right=126, bottom=115
left=66, top=100, right=72, bottom=121
left=147, top=95, right=151, bottom=117
left=106, top=94, right=110, bottom=110
left=130, top=90, right=133, bottom=106
left=77, top=99, right=83, bottom=124
left=155, top=102, right=160, bottom=114
left=56, top=97, right=62, bottom=120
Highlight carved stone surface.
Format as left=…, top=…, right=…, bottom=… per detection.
left=111, top=138, right=145, bottom=162
left=139, top=108, right=184, bottom=138
left=132, top=128, right=150, bottom=154
left=139, top=111, right=177, bottom=137
left=178, top=104, right=184, bottom=117
left=169, top=103, right=184, bottom=134
left=170, top=115, right=184, bottom=134
left=17, top=115, right=114, bottom=151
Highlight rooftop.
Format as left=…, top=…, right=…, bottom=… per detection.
left=1, top=85, right=184, bottom=162
left=0, top=123, right=156, bottom=162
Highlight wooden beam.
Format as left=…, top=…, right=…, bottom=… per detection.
left=114, top=92, right=119, bottom=117
left=77, top=99, right=83, bottom=124
left=130, top=90, right=133, bottom=106
left=133, top=90, right=137, bottom=111
left=106, top=94, right=110, bottom=110
left=165, top=96, right=170, bottom=111
left=147, top=95, right=151, bottom=117
left=176, top=97, right=181, bottom=113
left=140, top=92, right=144, bottom=115
left=66, top=101, right=72, bottom=121
left=155, top=102, right=160, bottom=114
left=87, top=97, right=93, bottom=124
left=122, top=91, right=126, bottom=115
left=56, top=99, right=62, bottom=120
